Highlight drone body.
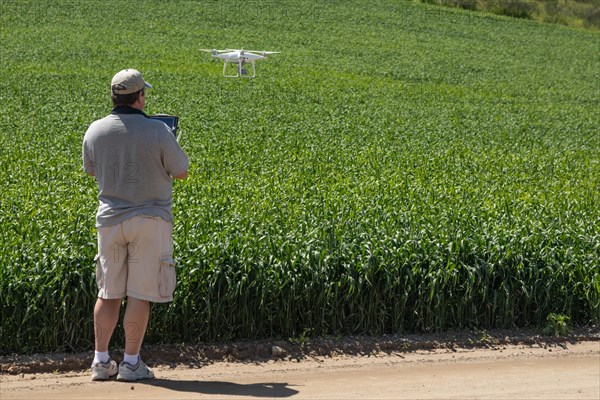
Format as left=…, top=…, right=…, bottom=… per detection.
left=201, top=49, right=280, bottom=78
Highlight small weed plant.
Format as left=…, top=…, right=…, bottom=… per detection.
left=543, top=313, right=572, bottom=336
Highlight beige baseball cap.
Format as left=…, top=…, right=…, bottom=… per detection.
left=111, top=69, right=152, bottom=94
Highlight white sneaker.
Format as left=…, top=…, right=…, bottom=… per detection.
left=91, top=359, right=118, bottom=381
left=117, top=359, right=155, bottom=381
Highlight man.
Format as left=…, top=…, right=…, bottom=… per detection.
left=83, top=69, right=189, bottom=381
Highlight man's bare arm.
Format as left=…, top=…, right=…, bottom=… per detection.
left=174, top=171, right=188, bottom=180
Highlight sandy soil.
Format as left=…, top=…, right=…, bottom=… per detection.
left=1, top=340, right=598, bottom=400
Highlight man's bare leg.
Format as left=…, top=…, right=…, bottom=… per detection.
left=94, top=298, right=121, bottom=352
left=123, top=297, right=150, bottom=358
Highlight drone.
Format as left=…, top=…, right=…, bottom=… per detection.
left=200, top=49, right=280, bottom=78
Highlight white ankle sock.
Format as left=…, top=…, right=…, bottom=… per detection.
left=123, top=353, right=139, bottom=365
left=93, top=351, right=110, bottom=364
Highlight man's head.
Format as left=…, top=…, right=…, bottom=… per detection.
left=110, top=69, right=152, bottom=107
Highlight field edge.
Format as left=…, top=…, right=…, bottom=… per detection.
left=1, top=327, right=598, bottom=375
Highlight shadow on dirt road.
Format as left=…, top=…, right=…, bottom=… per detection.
left=143, top=379, right=299, bottom=398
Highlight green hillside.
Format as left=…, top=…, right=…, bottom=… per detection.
left=420, top=0, right=600, bottom=30
left=1, top=0, right=598, bottom=353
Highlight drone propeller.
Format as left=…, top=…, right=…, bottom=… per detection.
left=201, top=48, right=280, bottom=56
left=245, top=50, right=280, bottom=55
left=200, top=49, right=231, bottom=54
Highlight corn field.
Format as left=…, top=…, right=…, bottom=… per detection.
left=0, top=0, right=598, bottom=353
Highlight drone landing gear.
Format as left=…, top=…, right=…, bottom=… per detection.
left=223, top=61, right=256, bottom=78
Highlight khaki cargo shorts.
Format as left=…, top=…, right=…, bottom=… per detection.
left=95, top=215, right=176, bottom=303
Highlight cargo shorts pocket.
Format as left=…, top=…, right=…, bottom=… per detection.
left=158, top=257, right=176, bottom=298
left=94, top=254, right=104, bottom=290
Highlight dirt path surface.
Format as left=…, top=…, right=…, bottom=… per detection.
left=1, top=341, right=598, bottom=400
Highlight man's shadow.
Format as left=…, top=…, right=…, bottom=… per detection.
left=144, top=379, right=299, bottom=398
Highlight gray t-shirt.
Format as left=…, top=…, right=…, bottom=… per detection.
left=83, top=107, right=189, bottom=227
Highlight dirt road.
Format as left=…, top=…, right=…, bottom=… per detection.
left=1, top=341, right=598, bottom=399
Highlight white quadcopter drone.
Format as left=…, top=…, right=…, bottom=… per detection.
left=200, top=49, right=280, bottom=78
